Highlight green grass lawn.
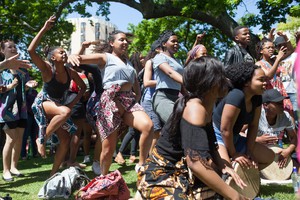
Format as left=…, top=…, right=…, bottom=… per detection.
left=0, top=154, right=296, bottom=200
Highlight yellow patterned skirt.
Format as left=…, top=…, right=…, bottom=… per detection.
left=137, top=147, right=216, bottom=199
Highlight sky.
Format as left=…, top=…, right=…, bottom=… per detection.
left=67, top=1, right=264, bottom=34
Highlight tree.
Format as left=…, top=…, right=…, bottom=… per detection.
left=127, top=17, right=232, bottom=62
left=1, top=0, right=298, bottom=58
left=277, top=16, right=300, bottom=46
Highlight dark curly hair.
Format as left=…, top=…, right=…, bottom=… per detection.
left=158, top=30, right=176, bottom=51
left=256, top=37, right=273, bottom=59
left=225, top=62, right=260, bottom=90
left=168, top=56, right=230, bottom=144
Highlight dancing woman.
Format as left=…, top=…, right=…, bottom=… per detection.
left=68, top=30, right=153, bottom=175
left=28, top=15, right=86, bottom=175
left=152, top=30, right=185, bottom=124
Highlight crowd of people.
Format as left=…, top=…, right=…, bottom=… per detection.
left=1, top=15, right=300, bottom=199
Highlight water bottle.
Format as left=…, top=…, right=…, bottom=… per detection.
left=278, top=139, right=283, bottom=148
left=291, top=166, right=298, bottom=193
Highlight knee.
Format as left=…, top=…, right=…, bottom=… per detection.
left=140, top=119, right=153, bottom=134
left=60, top=107, right=71, bottom=119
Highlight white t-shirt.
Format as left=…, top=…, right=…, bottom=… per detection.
left=280, top=52, right=297, bottom=93
left=258, top=108, right=294, bottom=139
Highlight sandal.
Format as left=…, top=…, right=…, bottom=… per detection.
left=114, top=152, right=126, bottom=165
left=129, top=155, right=136, bottom=163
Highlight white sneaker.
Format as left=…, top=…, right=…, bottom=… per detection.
left=92, top=161, right=101, bottom=175
left=135, top=164, right=142, bottom=173
left=82, top=155, right=91, bottom=164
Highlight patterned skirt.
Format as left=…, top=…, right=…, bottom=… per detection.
left=86, top=91, right=101, bottom=131
left=137, top=147, right=216, bottom=200
left=32, top=90, right=77, bottom=142
left=96, top=84, right=144, bottom=141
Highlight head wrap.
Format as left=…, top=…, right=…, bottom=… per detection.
left=190, top=44, right=205, bottom=59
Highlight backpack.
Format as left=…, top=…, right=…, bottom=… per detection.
left=76, top=170, right=130, bottom=200
left=38, top=167, right=90, bottom=199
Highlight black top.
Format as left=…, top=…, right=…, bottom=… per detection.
left=43, top=66, right=71, bottom=99
left=156, top=118, right=218, bottom=164
left=213, top=88, right=262, bottom=135
left=223, top=45, right=254, bottom=68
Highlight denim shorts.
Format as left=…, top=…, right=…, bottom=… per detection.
left=141, top=99, right=162, bottom=132
left=213, top=123, right=247, bottom=154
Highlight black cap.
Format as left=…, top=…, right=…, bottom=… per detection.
left=274, top=36, right=286, bottom=46
left=262, top=89, right=287, bottom=103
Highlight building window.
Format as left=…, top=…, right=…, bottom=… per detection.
left=95, top=23, right=100, bottom=40
left=80, top=22, right=86, bottom=43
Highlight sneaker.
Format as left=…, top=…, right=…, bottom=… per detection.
left=92, top=161, right=101, bottom=175
left=135, top=164, right=142, bottom=173
left=82, top=155, right=91, bottom=164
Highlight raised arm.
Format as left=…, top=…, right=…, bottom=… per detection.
left=68, top=53, right=107, bottom=69
left=0, top=54, right=31, bottom=71
left=185, top=33, right=206, bottom=66
left=27, top=16, right=55, bottom=79
left=77, top=41, right=93, bottom=55
left=256, top=46, right=286, bottom=80
left=277, top=31, right=294, bottom=59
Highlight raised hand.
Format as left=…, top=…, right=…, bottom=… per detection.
left=1, top=53, right=31, bottom=70
left=43, top=15, right=56, bottom=31
left=196, top=32, right=206, bottom=42
left=67, top=54, right=81, bottom=66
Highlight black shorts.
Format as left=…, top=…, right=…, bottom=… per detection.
left=1, top=119, right=27, bottom=130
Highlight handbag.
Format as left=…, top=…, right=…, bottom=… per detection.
left=76, top=170, right=130, bottom=200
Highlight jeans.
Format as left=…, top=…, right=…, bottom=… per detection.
left=21, top=114, right=38, bottom=157
left=119, top=127, right=140, bottom=156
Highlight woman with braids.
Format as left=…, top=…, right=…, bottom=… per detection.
left=68, top=30, right=153, bottom=175
left=213, top=62, right=274, bottom=170
left=27, top=15, right=86, bottom=175
left=152, top=30, right=185, bottom=124
left=138, top=57, right=247, bottom=199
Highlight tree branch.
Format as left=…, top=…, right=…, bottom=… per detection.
left=55, top=0, right=79, bottom=20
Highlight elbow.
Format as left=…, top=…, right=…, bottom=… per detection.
left=220, top=127, right=229, bottom=138
left=186, top=156, right=198, bottom=172
left=143, top=82, right=150, bottom=88
left=27, top=47, right=34, bottom=54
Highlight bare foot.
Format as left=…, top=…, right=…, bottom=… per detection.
left=114, top=152, right=126, bottom=165
left=36, top=138, right=47, bottom=158
left=129, top=155, right=136, bottom=163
